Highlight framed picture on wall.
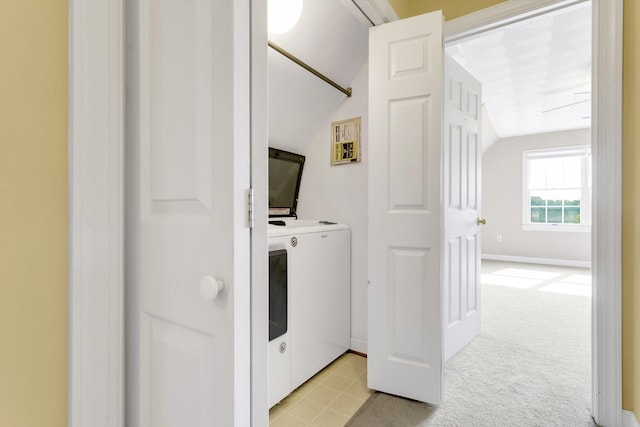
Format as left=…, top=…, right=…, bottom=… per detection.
left=331, top=117, right=361, bottom=165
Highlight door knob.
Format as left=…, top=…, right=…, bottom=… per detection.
left=477, top=218, right=487, bottom=225
left=200, top=276, right=225, bottom=301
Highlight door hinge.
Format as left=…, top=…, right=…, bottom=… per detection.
left=247, top=188, right=254, bottom=229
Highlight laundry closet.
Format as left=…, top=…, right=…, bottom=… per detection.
left=266, top=0, right=371, bottom=406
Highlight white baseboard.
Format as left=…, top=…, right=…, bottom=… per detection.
left=350, top=338, right=367, bottom=355
left=624, top=410, right=640, bottom=427
left=482, top=253, right=591, bottom=269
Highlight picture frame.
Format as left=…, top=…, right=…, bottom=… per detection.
left=331, top=116, right=361, bottom=165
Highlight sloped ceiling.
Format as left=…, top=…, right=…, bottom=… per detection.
left=268, top=0, right=369, bottom=95
left=446, top=1, right=592, bottom=138
left=268, top=0, right=591, bottom=139
left=267, top=0, right=370, bottom=151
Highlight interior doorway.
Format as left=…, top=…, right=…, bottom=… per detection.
left=443, top=0, right=594, bottom=420
left=268, top=0, right=604, bottom=424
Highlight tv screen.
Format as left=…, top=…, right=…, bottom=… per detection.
left=269, top=147, right=305, bottom=217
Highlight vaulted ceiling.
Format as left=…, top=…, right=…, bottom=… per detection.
left=268, top=0, right=369, bottom=96
left=268, top=0, right=592, bottom=139
left=446, top=1, right=592, bottom=138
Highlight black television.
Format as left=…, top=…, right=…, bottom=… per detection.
left=269, top=147, right=305, bottom=218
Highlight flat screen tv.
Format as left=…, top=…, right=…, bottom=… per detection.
left=269, top=147, right=305, bottom=218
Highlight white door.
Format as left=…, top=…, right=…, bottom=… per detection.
left=125, top=0, right=251, bottom=426
left=443, top=55, right=483, bottom=361
left=368, top=10, right=444, bottom=405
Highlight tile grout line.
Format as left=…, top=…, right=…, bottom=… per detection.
left=270, top=353, right=370, bottom=426
left=307, top=375, right=357, bottom=425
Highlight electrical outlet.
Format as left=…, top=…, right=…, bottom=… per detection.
left=496, top=234, right=503, bottom=242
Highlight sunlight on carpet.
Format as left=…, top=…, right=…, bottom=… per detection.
left=493, top=267, right=563, bottom=280
left=346, top=261, right=595, bottom=427
left=483, top=265, right=592, bottom=297
left=540, top=281, right=592, bottom=297
left=481, top=274, right=541, bottom=289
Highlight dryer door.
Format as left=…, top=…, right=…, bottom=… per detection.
left=269, top=249, right=288, bottom=341
left=268, top=245, right=290, bottom=407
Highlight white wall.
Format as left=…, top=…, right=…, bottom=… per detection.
left=481, top=105, right=499, bottom=153
left=268, top=50, right=370, bottom=352
left=481, top=128, right=591, bottom=263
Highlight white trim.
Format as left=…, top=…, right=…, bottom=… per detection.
left=361, top=0, right=400, bottom=24
left=446, top=1, right=623, bottom=426
left=522, top=224, right=591, bottom=233
left=624, top=410, right=640, bottom=427
left=233, top=1, right=254, bottom=424
left=250, top=0, right=269, bottom=425
left=350, top=338, right=368, bottom=354
left=444, top=0, right=588, bottom=44
left=68, top=0, right=124, bottom=426
left=338, top=0, right=374, bottom=26
left=591, top=0, right=623, bottom=425
left=347, top=0, right=399, bottom=25
left=482, top=254, right=591, bottom=269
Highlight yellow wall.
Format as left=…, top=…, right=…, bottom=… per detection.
left=394, top=0, right=640, bottom=418
left=392, top=0, right=507, bottom=19
left=623, top=0, right=640, bottom=416
left=388, top=0, right=409, bottom=18
left=0, top=1, right=68, bottom=426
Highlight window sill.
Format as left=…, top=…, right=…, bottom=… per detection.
left=522, top=224, right=591, bottom=233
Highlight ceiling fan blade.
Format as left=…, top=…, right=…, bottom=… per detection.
left=542, top=99, right=590, bottom=113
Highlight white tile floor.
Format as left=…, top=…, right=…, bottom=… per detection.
left=269, top=352, right=371, bottom=426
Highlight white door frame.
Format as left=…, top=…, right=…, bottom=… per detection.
left=68, top=0, right=622, bottom=426
left=68, top=1, right=125, bottom=425
left=250, top=0, right=270, bottom=425
left=444, top=1, right=622, bottom=425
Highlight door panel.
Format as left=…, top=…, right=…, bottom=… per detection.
left=144, top=0, right=214, bottom=217
left=443, top=55, right=482, bottom=361
left=389, top=97, right=431, bottom=209
left=126, top=0, right=250, bottom=425
left=387, top=247, right=434, bottom=364
left=140, top=314, right=216, bottom=426
left=368, top=11, right=444, bottom=405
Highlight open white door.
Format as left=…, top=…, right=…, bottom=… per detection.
left=125, top=1, right=251, bottom=425
left=368, top=10, right=444, bottom=405
left=443, top=55, right=483, bottom=361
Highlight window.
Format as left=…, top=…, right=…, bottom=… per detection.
left=522, top=146, right=591, bottom=231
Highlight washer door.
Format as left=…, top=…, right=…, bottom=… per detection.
left=269, top=249, right=287, bottom=341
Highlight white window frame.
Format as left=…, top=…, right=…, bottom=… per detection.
left=522, top=145, right=592, bottom=232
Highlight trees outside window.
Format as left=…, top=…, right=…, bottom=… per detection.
left=522, top=146, right=591, bottom=231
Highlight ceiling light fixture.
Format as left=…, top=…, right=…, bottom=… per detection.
left=268, top=0, right=303, bottom=34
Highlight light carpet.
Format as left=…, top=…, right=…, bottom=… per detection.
left=346, top=261, right=596, bottom=426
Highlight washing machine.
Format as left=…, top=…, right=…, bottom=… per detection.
left=268, top=219, right=351, bottom=407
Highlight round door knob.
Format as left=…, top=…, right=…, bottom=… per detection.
left=200, top=276, right=224, bottom=301
left=477, top=218, right=487, bottom=225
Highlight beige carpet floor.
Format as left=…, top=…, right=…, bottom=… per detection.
left=346, top=261, right=597, bottom=427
